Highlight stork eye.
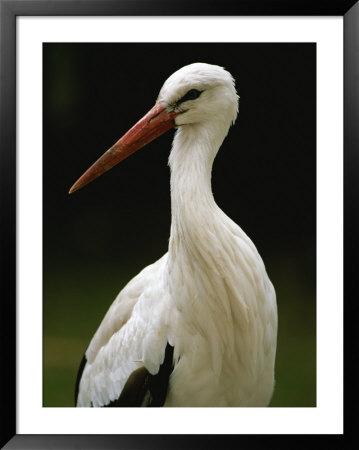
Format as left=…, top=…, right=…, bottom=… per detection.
left=179, top=89, right=202, bottom=103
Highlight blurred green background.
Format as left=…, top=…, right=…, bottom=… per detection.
left=43, top=43, right=316, bottom=407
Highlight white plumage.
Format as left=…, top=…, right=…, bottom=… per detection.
left=72, top=63, right=277, bottom=407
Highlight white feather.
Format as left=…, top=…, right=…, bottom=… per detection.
left=77, top=63, right=277, bottom=407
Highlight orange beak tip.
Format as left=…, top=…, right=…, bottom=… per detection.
left=69, top=180, right=84, bottom=194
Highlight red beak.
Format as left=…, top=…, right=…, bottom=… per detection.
left=69, top=103, right=177, bottom=194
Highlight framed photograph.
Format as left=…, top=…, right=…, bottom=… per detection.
left=1, top=0, right=356, bottom=448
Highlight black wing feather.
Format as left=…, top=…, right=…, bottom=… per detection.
left=74, top=354, right=87, bottom=406
left=104, top=343, right=174, bottom=407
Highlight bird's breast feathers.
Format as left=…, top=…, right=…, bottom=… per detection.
left=78, top=228, right=276, bottom=407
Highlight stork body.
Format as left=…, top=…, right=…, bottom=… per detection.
left=72, top=63, right=277, bottom=407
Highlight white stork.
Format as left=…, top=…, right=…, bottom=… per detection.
left=70, top=63, right=277, bottom=407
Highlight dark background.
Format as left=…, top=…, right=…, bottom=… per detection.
left=43, top=43, right=316, bottom=407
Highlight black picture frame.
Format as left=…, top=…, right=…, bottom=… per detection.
left=1, top=0, right=357, bottom=448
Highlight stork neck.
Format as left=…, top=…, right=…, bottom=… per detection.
left=168, top=123, right=227, bottom=249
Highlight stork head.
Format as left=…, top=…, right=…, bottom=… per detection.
left=159, top=63, right=239, bottom=129
left=69, top=63, right=239, bottom=194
